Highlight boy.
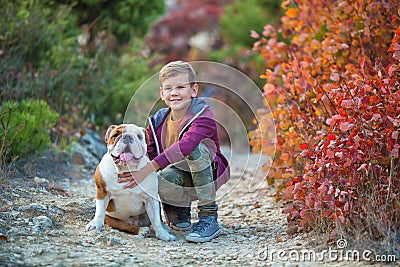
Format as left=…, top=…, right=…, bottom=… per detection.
left=118, top=61, right=230, bottom=242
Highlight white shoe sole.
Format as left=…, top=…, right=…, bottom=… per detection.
left=185, top=228, right=222, bottom=243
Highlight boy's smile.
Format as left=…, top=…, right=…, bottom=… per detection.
left=160, top=73, right=198, bottom=120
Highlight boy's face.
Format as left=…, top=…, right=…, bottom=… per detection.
left=160, top=73, right=198, bottom=112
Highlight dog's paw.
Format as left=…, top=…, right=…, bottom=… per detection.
left=156, top=230, right=176, bottom=242
left=138, top=226, right=150, bottom=238
left=162, top=223, right=171, bottom=233
left=86, top=219, right=103, bottom=234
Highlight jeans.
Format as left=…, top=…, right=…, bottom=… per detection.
left=158, top=143, right=218, bottom=217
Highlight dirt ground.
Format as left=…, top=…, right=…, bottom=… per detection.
left=0, top=146, right=390, bottom=266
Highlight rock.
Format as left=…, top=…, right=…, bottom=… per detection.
left=221, top=209, right=233, bottom=216
left=71, top=152, right=85, bottom=165
left=21, top=203, right=48, bottom=214
left=107, top=236, right=122, bottom=246
left=32, top=216, right=52, bottom=229
left=255, top=224, right=265, bottom=232
left=48, top=205, right=65, bottom=215
left=54, top=179, right=71, bottom=192
left=32, top=225, right=44, bottom=234
left=33, top=176, right=50, bottom=185
left=70, top=129, right=107, bottom=169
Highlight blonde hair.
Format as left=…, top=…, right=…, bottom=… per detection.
left=159, top=61, right=196, bottom=86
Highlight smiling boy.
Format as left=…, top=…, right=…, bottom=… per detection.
left=118, top=61, right=230, bottom=242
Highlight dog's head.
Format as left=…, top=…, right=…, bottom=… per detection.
left=104, top=124, right=147, bottom=167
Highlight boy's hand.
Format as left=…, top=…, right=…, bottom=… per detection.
left=117, top=161, right=159, bottom=189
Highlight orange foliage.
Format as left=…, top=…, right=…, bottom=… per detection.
left=249, top=0, right=400, bottom=234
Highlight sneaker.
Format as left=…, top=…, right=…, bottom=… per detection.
left=185, top=215, right=221, bottom=243
left=171, top=206, right=192, bottom=231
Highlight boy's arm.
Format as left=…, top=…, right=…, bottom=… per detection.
left=153, top=116, right=217, bottom=170
left=118, top=160, right=160, bottom=189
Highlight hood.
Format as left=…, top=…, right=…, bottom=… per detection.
left=150, top=97, right=209, bottom=129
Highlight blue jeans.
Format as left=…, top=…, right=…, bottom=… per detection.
left=158, top=143, right=218, bottom=217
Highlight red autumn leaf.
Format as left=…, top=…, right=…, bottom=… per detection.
left=327, top=134, right=336, bottom=141
left=338, top=108, right=347, bottom=117
left=361, top=96, right=370, bottom=105
left=326, top=149, right=335, bottom=159
left=340, top=122, right=355, bottom=132
left=299, top=143, right=309, bottom=150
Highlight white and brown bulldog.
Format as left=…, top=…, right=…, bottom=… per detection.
left=85, top=124, right=175, bottom=241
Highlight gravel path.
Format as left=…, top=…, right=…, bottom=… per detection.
left=0, top=147, right=371, bottom=266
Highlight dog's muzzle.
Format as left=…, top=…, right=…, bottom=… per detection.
left=111, top=134, right=143, bottom=165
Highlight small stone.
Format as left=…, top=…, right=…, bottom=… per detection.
left=107, top=236, right=121, bottom=246
left=248, top=236, right=258, bottom=241
left=32, top=225, right=44, bottom=234
left=110, top=229, right=121, bottom=234
left=22, top=203, right=48, bottom=213
left=71, top=152, right=85, bottom=165
left=233, top=223, right=241, bottom=229
left=255, top=224, right=265, bottom=232
left=48, top=205, right=64, bottom=215
left=221, top=210, right=233, bottom=216
left=33, top=216, right=52, bottom=229
left=33, top=176, right=50, bottom=185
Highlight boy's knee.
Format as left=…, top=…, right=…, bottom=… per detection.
left=158, top=166, right=182, bottom=184
left=187, top=143, right=211, bottom=160
left=158, top=166, right=188, bottom=199
left=186, top=143, right=213, bottom=172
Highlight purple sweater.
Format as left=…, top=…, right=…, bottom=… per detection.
left=146, top=97, right=230, bottom=190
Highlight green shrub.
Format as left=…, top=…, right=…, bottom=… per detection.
left=0, top=99, right=59, bottom=161
left=220, top=0, right=281, bottom=47
left=1, top=0, right=164, bottom=132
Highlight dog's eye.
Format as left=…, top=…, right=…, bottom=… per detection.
left=137, top=134, right=143, bottom=140
left=111, top=133, right=119, bottom=140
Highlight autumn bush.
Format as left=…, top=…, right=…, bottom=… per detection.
left=249, top=0, right=399, bottom=248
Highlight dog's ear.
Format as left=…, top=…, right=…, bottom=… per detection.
left=104, top=125, right=117, bottom=143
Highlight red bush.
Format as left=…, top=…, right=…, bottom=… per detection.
left=250, top=0, right=400, bottom=235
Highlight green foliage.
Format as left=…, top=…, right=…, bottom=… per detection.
left=1, top=0, right=163, bottom=139
left=101, top=38, right=161, bottom=125
left=208, top=44, right=265, bottom=87
left=220, top=0, right=282, bottom=47
left=209, top=0, right=282, bottom=86
left=55, top=0, right=166, bottom=44
left=0, top=100, right=59, bottom=161
left=1, top=0, right=114, bottom=126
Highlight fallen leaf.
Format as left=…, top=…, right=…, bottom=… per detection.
left=0, top=234, right=8, bottom=241
left=253, top=202, right=263, bottom=208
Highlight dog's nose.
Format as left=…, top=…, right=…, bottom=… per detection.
left=121, top=134, right=133, bottom=144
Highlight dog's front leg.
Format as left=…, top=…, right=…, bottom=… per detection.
left=86, top=193, right=110, bottom=233
left=146, top=199, right=176, bottom=241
